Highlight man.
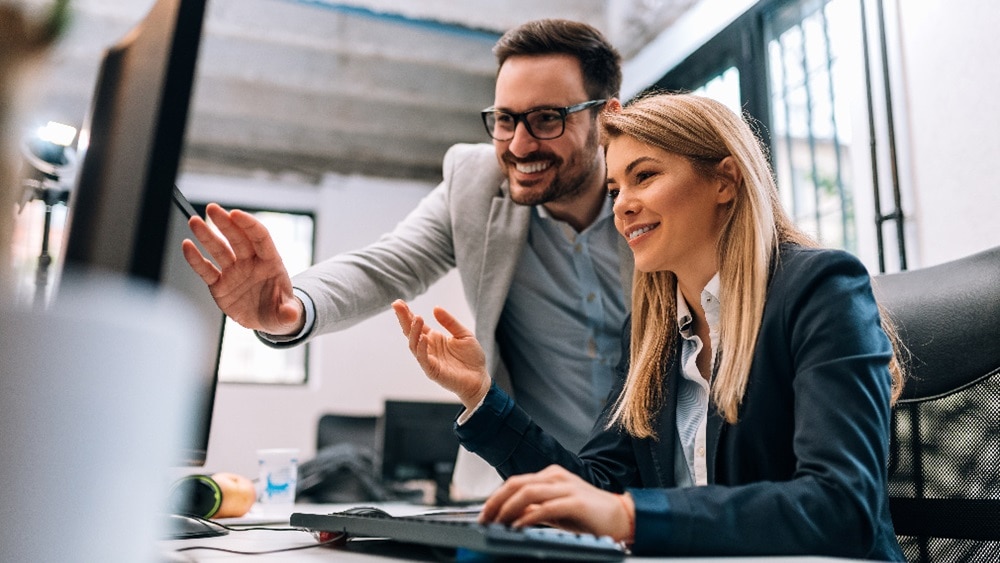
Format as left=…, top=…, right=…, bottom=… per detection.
left=182, top=19, right=632, bottom=498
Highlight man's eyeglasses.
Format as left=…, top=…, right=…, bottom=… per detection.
left=480, top=99, right=607, bottom=141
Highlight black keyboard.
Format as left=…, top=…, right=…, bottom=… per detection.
left=290, top=509, right=626, bottom=561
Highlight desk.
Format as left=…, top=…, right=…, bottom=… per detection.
left=159, top=503, right=863, bottom=562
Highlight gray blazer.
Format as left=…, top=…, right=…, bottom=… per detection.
left=292, top=143, right=633, bottom=395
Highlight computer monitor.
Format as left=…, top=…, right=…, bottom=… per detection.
left=62, top=0, right=205, bottom=284
left=380, top=400, right=463, bottom=505
left=58, top=0, right=218, bottom=467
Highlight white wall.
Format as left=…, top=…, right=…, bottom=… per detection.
left=892, top=0, right=1000, bottom=267
left=179, top=171, right=470, bottom=477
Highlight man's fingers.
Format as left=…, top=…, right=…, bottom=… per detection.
left=205, top=204, right=257, bottom=262
left=276, top=300, right=303, bottom=327
left=188, top=214, right=238, bottom=269
left=181, top=239, right=221, bottom=285
left=229, top=209, right=283, bottom=262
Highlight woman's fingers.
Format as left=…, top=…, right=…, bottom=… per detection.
left=391, top=300, right=415, bottom=336
left=481, top=466, right=564, bottom=523
left=391, top=299, right=425, bottom=348
left=512, top=495, right=580, bottom=529
left=480, top=466, right=597, bottom=528
left=408, top=315, right=425, bottom=355
left=433, top=306, right=474, bottom=339
left=479, top=466, right=632, bottom=542
left=392, top=300, right=437, bottom=374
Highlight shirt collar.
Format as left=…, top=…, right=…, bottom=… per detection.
left=676, top=273, right=722, bottom=334
left=534, top=198, right=615, bottom=241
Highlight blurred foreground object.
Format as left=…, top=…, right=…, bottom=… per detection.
left=0, top=0, right=71, bottom=298
left=0, top=273, right=207, bottom=561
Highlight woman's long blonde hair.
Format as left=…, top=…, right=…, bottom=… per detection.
left=601, top=93, right=903, bottom=436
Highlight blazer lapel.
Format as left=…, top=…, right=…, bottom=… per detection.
left=706, top=401, right=725, bottom=482
left=646, top=354, right=681, bottom=487
left=473, top=194, right=530, bottom=391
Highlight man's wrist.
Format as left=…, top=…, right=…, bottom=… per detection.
left=257, top=288, right=315, bottom=344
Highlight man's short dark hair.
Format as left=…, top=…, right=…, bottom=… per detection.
left=493, top=19, right=622, bottom=101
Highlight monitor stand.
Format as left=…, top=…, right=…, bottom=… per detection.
left=432, top=461, right=455, bottom=506
left=162, top=513, right=228, bottom=540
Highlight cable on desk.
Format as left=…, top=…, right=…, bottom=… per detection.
left=169, top=516, right=347, bottom=556
left=173, top=514, right=312, bottom=534
left=172, top=532, right=346, bottom=556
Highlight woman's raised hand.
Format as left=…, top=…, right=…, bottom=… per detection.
left=391, top=300, right=491, bottom=409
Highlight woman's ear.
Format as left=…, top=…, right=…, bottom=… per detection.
left=716, top=156, right=741, bottom=204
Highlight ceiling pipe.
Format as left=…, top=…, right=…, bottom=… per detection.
left=279, top=0, right=502, bottom=42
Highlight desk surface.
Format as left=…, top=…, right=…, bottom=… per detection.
left=158, top=503, right=862, bottom=562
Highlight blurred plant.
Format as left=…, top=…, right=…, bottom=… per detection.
left=0, top=0, right=71, bottom=48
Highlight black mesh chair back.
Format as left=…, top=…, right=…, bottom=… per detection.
left=873, top=246, right=1000, bottom=563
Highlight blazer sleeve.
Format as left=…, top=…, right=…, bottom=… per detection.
left=286, top=147, right=473, bottom=338
left=631, top=249, right=900, bottom=560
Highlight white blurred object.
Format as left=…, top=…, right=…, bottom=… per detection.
left=450, top=447, right=502, bottom=502
left=256, top=447, right=299, bottom=516
left=0, top=274, right=207, bottom=562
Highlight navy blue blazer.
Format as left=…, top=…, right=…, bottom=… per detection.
left=458, top=244, right=904, bottom=560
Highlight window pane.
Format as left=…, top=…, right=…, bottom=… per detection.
left=207, top=209, right=315, bottom=385
left=693, top=66, right=742, bottom=115
left=766, top=0, right=860, bottom=255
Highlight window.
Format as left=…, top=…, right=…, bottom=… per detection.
left=693, top=66, right=742, bottom=116
left=653, top=0, right=907, bottom=273
left=766, top=0, right=860, bottom=253
left=199, top=206, right=316, bottom=385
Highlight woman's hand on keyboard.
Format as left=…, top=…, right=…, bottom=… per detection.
left=479, top=465, right=635, bottom=544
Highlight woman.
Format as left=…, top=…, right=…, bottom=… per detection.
left=392, top=93, right=905, bottom=560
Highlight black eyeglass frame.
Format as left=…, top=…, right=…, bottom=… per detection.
left=480, top=99, right=607, bottom=141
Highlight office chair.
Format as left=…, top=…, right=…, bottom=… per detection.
left=316, top=413, right=379, bottom=451
left=873, top=245, right=1000, bottom=563
left=297, top=413, right=382, bottom=503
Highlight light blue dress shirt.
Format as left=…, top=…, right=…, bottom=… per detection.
left=673, top=274, right=720, bottom=487
left=495, top=200, right=628, bottom=453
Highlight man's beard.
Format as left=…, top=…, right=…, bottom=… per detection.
left=504, top=125, right=602, bottom=207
